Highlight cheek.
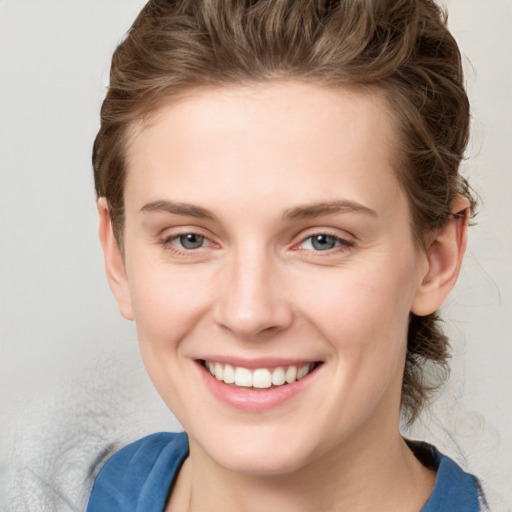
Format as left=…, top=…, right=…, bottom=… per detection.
left=127, top=258, right=213, bottom=350
left=299, top=265, right=414, bottom=340
left=124, top=261, right=217, bottom=413
left=302, top=265, right=416, bottom=417
left=292, top=257, right=419, bottom=386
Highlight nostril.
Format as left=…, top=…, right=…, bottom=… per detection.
left=215, top=309, right=292, bottom=338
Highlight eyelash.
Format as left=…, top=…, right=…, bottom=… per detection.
left=159, top=231, right=354, bottom=256
left=159, top=232, right=213, bottom=255
left=294, top=232, right=355, bottom=255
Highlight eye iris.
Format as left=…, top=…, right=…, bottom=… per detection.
left=179, top=234, right=204, bottom=249
left=311, top=234, right=337, bottom=251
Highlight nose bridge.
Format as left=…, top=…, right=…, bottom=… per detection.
left=214, top=240, right=292, bottom=337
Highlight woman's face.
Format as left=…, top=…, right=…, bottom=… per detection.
left=112, top=82, right=431, bottom=474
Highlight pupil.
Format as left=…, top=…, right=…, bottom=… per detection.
left=312, top=235, right=336, bottom=251
left=180, top=234, right=204, bottom=249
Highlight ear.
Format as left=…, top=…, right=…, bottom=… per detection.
left=411, top=196, right=470, bottom=316
left=97, top=198, right=134, bottom=321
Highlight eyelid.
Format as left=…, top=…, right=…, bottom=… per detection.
left=292, top=230, right=355, bottom=252
left=158, top=227, right=219, bottom=253
left=156, top=226, right=355, bottom=256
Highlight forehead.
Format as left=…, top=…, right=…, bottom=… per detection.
left=124, top=82, right=404, bottom=221
left=129, top=81, right=395, bottom=158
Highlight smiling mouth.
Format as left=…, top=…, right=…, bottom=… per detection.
left=202, top=360, right=322, bottom=390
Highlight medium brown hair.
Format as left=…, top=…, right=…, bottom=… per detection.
left=93, top=0, right=475, bottom=422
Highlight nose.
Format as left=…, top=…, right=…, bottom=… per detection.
left=213, top=247, right=294, bottom=339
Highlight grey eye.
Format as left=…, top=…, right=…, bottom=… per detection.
left=310, top=234, right=338, bottom=251
left=178, top=233, right=205, bottom=249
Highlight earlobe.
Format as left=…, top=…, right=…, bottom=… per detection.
left=97, top=198, right=134, bottom=321
left=411, top=196, right=470, bottom=316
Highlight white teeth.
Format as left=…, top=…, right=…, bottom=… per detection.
left=252, top=369, right=272, bottom=389
left=285, top=365, right=297, bottom=384
left=205, top=361, right=316, bottom=389
left=223, top=364, right=235, bottom=384
left=271, top=367, right=286, bottom=386
left=297, top=364, right=310, bottom=380
left=234, top=367, right=253, bottom=387
left=214, top=362, right=223, bottom=381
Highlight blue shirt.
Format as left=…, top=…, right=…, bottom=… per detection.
left=87, top=432, right=484, bottom=511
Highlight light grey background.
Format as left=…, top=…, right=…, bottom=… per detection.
left=0, top=0, right=510, bottom=509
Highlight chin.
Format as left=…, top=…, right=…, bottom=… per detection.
left=190, top=422, right=327, bottom=476
left=214, top=446, right=313, bottom=476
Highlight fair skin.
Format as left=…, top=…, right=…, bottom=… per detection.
left=99, top=82, right=469, bottom=512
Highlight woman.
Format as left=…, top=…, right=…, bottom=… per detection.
left=87, top=0, right=486, bottom=510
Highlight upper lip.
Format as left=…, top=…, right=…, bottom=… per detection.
left=197, top=356, right=322, bottom=369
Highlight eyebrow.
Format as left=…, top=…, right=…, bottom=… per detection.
left=283, top=200, right=377, bottom=220
left=140, top=200, right=216, bottom=220
left=140, top=199, right=377, bottom=221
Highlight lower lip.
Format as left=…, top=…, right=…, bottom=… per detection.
left=197, top=362, right=320, bottom=412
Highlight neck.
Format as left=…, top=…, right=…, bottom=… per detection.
left=169, top=422, right=435, bottom=512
